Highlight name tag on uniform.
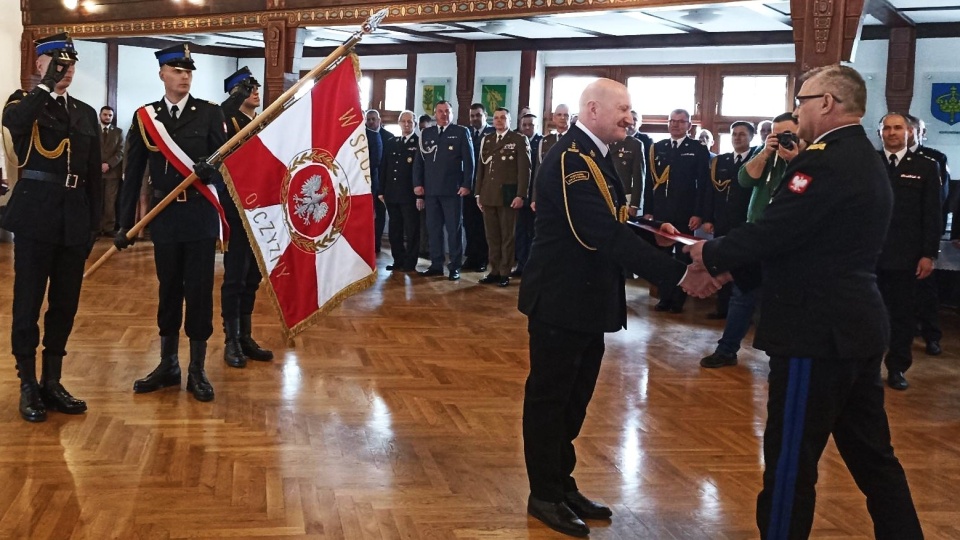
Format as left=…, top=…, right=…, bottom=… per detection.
left=900, top=174, right=922, bottom=180
left=681, top=153, right=696, bottom=157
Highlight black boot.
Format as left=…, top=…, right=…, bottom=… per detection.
left=187, top=340, right=214, bottom=402
left=134, top=336, right=182, bottom=393
left=239, top=314, right=273, bottom=361
left=39, top=354, right=87, bottom=414
left=16, top=355, right=46, bottom=423
left=223, top=318, right=246, bottom=368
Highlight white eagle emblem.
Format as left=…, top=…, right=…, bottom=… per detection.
left=293, top=174, right=330, bottom=225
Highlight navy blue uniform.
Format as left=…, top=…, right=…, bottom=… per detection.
left=367, top=128, right=385, bottom=253
left=379, top=132, right=421, bottom=271
left=514, top=133, right=542, bottom=274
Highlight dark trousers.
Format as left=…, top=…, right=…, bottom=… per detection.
left=462, top=194, right=487, bottom=267
left=878, top=269, right=918, bottom=373
left=523, top=317, right=604, bottom=502
left=11, top=238, right=86, bottom=358
left=374, top=197, right=386, bottom=253
left=386, top=201, right=420, bottom=270
left=757, top=355, right=922, bottom=540
left=154, top=239, right=216, bottom=341
left=656, top=241, right=689, bottom=309
left=424, top=195, right=463, bottom=272
left=514, top=204, right=535, bottom=272
left=715, top=281, right=733, bottom=315
left=916, top=274, right=941, bottom=342
left=221, top=226, right=262, bottom=320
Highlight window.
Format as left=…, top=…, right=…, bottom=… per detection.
left=550, top=76, right=598, bottom=116
left=628, top=76, right=697, bottom=117
left=359, top=76, right=373, bottom=111
left=721, top=75, right=789, bottom=118
left=384, top=79, right=407, bottom=112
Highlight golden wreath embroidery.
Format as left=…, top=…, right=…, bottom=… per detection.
left=280, top=149, right=352, bottom=254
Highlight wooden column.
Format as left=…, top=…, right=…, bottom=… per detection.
left=790, top=0, right=866, bottom=72
left=20, top=30, right=38, bottom=90
left=455, top=43, right=476, bottom=125
left=262, top=16, right=305, bottom=106
left=518, top=49, right=536, bottom=113
left=405, top=53, right=417, bottom=112
left=106, top=38, right=119, bottom=115
left=885, top=26, right=916, bottom=114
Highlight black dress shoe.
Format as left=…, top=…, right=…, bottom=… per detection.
left=706, top=311, right=727, bottom=320
left=448, top=270, right=460, bottom=281
left=479, top=273, right=502, bottom=284
left=40, top=382, right=87, bottom=414
left=564, top=490, right=612, bottom=520
left=19, top=383, right=47, bottom=423
left=498, top=276, right=510, bottom=287
left=700, top=352, right=738, bottom=368
left=887, top=371, right=909, bottom=391
left=419, top=268, right=444, bottom=277
left=926, top=340, right=942, bottom=356
left=527, top=496, right=589, bottom=537
left=510, top=269, right=523, bottom=277
left=385, top=264, right=396, bottom=271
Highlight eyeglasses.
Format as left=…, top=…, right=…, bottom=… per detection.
left=667, top=119, right=690, bottom=125
left=794, top=93, right=843, bottom=108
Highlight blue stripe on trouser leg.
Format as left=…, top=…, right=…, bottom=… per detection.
left=766, top=357, right=813, bottom=540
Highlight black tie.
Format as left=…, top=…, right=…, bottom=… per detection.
left=734, top=154, right=743, bottom=166
left=438, top=126, right=444, bottom=137
left=889, top=154, right=898, bottom=171
left=497, top=134, right=502, bottom=144
left=170, top=105, right=179, bottom=120
left=672, top=140, right=678, bottom=150
left=56, top=96, right=66, bottom=109
left=103, top=127, right=108, bottom=136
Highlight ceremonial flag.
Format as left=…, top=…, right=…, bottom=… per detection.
left=221, top=57, right=376, bottom=337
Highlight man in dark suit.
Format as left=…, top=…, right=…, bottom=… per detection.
left=98, top=105, right=123, bottom=236
left=643, top=108, right=711, bottom=313
left=218, top=66, right=273, bottom=369
left=519, top=78, right=716, bottom=538
left=876, top=112, right=942, bottom=391
left=688, top=65, right=923, bottom=540
left=700, top=120, right=755, bottom=319
left=2, top=32, right=101, bottom=422
left=366, top=109, right=385, bottom=254
left=513, top=112, right=541, bottom=276
left=413, top=100, right=474, bottom=281
left=464, top=103, right=494, bottom=271
left=380, top=110, right=421, bottom=272
left=114, top=43, right=227, bottom=403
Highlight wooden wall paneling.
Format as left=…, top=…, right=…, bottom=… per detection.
left=106, top=38, right=119, bottom=115
left=790, top=0, right=867, bottom=72
left=405, top=53, right=417, bottom=112
left=885, top=26, right=917, bottom=114
left=517, top=49, right=536, bottom=115
left=20, top=30, right=38, bottom=91
left=455, top=42, right=476, bottom=125
left=261, top=16, right=304, bottom=106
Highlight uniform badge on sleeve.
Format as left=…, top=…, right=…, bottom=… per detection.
left=787, top=172, right=812, bottom=194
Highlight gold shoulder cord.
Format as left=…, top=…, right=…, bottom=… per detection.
left=561, top=151, right=629, bottom=251
left=710, top=156, right=730, bottom=191
left=561, top=150, right=597, bottom=251
left=21, top=121, right=71, bottom=170
left=136, top=113, right=160, bottom=152
left=649, top=143, right=670, bottom=193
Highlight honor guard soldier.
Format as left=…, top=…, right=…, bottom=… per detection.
left=475, top=108, right=531, bottom=286
left=219, top=66, right=273, bottom=369
left=2, top=32, right=102, bottom=422
left=379, top=110, right=421, bottom=272
left=688, top=65, right=923, bottom=540
left=642, top=108, right=711, bottom=313
left=114, top=43, right=229, bottom=402
left=519, top=79, right=714, bottom=537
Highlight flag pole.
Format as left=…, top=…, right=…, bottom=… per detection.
left=84, top=8, right=389, bottom=279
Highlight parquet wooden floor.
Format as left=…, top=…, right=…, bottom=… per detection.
left=1, top=238, right=958, bottom=539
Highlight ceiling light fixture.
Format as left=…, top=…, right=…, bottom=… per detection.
left=63, top=0, right=79, bottom=9
left=680, top=8, right=722, bottom=24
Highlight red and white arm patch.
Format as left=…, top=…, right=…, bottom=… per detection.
left=787, top=172, right=813, bottom=194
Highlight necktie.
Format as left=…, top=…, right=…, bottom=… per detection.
left=56, top=96, right=66, bottom=109
left=734, top=154, right=743, bottom=166
left=170, top=105, right=179, bottom=120
left=497, top=134, right=502, bottom=144
left=889, top=154, right=898, bottom=171
left=672, top=140, right=678, bottom=150
left=438, top=126, right=444, bottom=137
left=103, top=127, right=108, bottom=135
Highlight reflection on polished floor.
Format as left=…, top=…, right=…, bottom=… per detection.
left=1, top=240, right=959, bottom=539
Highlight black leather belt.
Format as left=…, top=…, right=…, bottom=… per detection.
left=21, top=169, right=83, bottom=189
left=154, top=188, right=202, bottom=202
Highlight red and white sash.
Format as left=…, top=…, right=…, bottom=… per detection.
left=136, top=105, right=230, bottom=245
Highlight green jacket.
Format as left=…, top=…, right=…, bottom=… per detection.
left=738, top=149, right=789, bottom=223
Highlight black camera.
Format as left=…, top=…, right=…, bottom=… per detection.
left=777, top=132, right=799, bottom=150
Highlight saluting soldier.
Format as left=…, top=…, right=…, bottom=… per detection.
left=2, top=32, right=101, bottom=422
left=379, top=110, right=421, bottom=272
left=218, top=66, right=273, bottom=369
left=114, top=44, right=228, bottom=402
left=475, top=107, right=531, bottom=287
left=642, top=108, right=711, bottom=313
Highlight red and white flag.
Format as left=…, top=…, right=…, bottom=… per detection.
left=221, top=57, right=376, bottom=336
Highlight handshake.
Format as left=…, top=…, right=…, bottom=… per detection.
left=654, top=222, right=732, bottom=299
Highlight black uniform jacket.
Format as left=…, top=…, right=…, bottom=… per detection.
left=413, top=124, right=475, bottom=196
left=642, top=136, right=711, bottom=229
left=220, top=104, right=253, bottom=226
left=379, top=133, right=419, bottom=204
left=877, top=150, right=942, bottom=270
left=518, top=125, right=686, bottom=334
left=702, top=125, right=892, bottom=359
left=118, top=95, right=227, bottom=244
left=703, top=149, right=755, bottom=236
left=470, top=125, right=495, bottom=166
left=2, top=88, right=102, bottom=245
left=608, top=135, right=644, bottom=201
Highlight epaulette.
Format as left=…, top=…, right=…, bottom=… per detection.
left=806, top=142, right=827, bottom=151
left=207, top=100, right=219, bottom=106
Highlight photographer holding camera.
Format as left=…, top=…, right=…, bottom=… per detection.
left=700, top=112, right=803, bottom=368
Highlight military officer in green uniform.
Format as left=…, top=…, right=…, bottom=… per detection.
left=2, top=32, right=102, bottom=422
left=475, top=108, right=531, bottom=286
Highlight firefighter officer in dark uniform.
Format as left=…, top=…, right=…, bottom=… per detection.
left=2, top=32, right=101, bottom=422
left=876, top=112, right=942, bottom=391
left=519, top=79, right=715, bottom=537
left=688, top=65, right=923, bottom=540
left=218, top=66, right=273, bottom=369
left=379, top=110, right=421, bottom=272
left=114, top=44, right=227, bottom=402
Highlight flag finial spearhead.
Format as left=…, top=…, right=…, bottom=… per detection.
left=362, top=9, right=389, bottom=34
